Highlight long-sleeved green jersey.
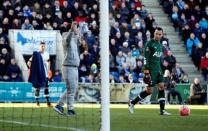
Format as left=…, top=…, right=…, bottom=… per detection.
left=143, top=39, right=163, bottom=72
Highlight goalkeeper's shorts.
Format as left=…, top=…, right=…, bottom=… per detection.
left=150, top=71, right=163, bottom=86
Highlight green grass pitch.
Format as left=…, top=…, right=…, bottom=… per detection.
left=0, top=105, right=208, bottom=131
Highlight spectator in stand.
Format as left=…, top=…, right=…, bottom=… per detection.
left=131, top=45, right=140, bottom=59
left=189, top=77, right=206, bottom=104
left=167, top=80, right=183, bottom=104
left=2, top=17, right=11, bottom=34
left=0, top=28, right=9, bottom=44
left=120, top=41, right=131, bottom=57
left=160, top=33, right=169, bottom=47
left=180, top=74, right=190, bottom=83
left=116, top=51, right=125, bottom=72
left=21, top=18, right=34, bottom=30
left=0, top=37, right=11, bottom=53
left=171, top=5, right=179, bottom=31
left=23, top=5, right=32, bottom=18
left=119, top=2, right=129, bottom=23
left=176, top=0, right=185, bottom=11
left=138, top=5, right=148, bottom=19
left=172, top=63, right=186, bottom=83
left=186, top=32, right=200, bottom=56
left=188, top=15, right=198, bottom=31
left=162, top=0, right=174, bottom=17
left=182, top=24, right=191, bottom=44
left=114, top=32, right=124, bottom=48
left=85, top=73, right=96, bottom=83
left=199, top=17, right=208, bottom=32
left=110, top=38, right=119, bottom=60
left=126, top=51, right=136, bottom=70
left=145, top=13, right=155, bottom=38
left=200, top=52, right=208, bottom=81
left=163, top=50, right=176, bottom=72
left=89, top=43, right=99, bottom=64
left=1, top=48, right=11, bottom=66
left=118, top=75, right=126, bottom=83
left=192, top=43, right=204, bottom=70
left=85, top=30, right=96, bottom=49
left=32, top=2, right=42, bottom=14
left=0, top=58, right=9, bottom=81
left=193, top=23, right=203, bottom=38
left=162, top=41, right=170, bottom=56
left=126, top=73, right=136, bottom=83
left=80, top=50, right=94, bottom=71
left=12, top=19, right=21, bottom=29
left=178, top=13, right=188, bottom=33
left=52, top=70, right=62, bottom=82
left=120, top=62, right=131, bottom=81
left=131, top=13, right=142, bottom=31
left=7, top=58, right=22, bottom=82
left=200, top=33, right=208, bottom=52
left=134, top=31, right=144, bottom=47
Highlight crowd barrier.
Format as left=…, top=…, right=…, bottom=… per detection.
left=0, top=82, right=207, bottom=103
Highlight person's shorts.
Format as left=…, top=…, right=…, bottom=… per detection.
left=150, top=71, right=163, bottom=87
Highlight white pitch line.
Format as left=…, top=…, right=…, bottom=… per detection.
left=0, top=119, right=84, bottom=131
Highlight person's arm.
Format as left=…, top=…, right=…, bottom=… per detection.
left=66, top=22, right=78, bottom=43
left=27, top=56, right=32, bottom=68
left=143, top=41, right=151, bottom=73
left=190, top=84, right=194, bottom=97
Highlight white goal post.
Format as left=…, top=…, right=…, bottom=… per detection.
left=100, top=0, right=110, bottom=131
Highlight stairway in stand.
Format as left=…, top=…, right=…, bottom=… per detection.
left=142, top=0, right=202, bottom=82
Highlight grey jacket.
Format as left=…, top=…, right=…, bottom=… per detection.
left=62, top=30, right=80, bottom=67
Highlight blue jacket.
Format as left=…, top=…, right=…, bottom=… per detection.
left=186, top=38, right=200, bottom=55
left=28, top=51, right=46, bottom=88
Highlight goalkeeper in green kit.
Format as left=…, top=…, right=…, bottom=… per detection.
left=128, top=27, right=171, bottom=115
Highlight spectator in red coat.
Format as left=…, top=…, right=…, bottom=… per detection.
left=200, top=52, right=208, bottom=81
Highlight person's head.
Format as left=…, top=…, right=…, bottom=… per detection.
left=24, top=18, right=30, bottom=24
left=190, top=32, right=195, bottom=39
left=71, top=21, right=78, bottom=32
left=110, top=38, right=115, bottom=45
left=194, top=77, right=200, bottom=85
left=163, top=69, right=170, bottom=77
left=10, top=58, right=16, bottom=65
left=205, top=52, right=208, bottom=58
left=154, top=27, right=163, bottom=41
left=1, top=48, right=8, bottom=54
left=39, top=41, right=46, bottom=52
left=167, top=50, right=172, bottom=56
left=0, top=58, right=5, bottom=64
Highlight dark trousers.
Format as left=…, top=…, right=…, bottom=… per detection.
left=167, top=89, right=182, bottom=104
left=190, top=93, right=206, bottom=104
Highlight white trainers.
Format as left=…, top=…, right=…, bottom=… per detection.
left=160, top=110, right=171, bottom=116
left=128, top=101, right=134, bottom=114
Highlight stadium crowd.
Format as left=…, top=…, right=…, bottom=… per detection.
left=159, top=0, right=208, bottom=81
left=0, top=0, right=196, bottom=84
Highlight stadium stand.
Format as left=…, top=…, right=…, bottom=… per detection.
left=0, top=0, right=200, bottom=84
left=158, top=0, right=208, bottom=82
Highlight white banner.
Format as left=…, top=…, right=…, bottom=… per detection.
left=13, top=30, right=57, bottom=55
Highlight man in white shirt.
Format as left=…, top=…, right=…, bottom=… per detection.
left=28, top=42, right=52, bottom=107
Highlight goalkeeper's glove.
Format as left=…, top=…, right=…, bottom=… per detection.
left=143, top=70, right=152, bottom=86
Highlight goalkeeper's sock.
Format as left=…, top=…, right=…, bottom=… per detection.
left=44, top=88, right=50, bottom=103
left=34, top=88, right=40, bottom=105
left=131, top=91, right=149, bottom=105
left=158, top=90, right=165, bottom=113
left=35, top=98, right=39, bottom=102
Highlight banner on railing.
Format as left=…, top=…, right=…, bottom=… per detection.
left=0, top=82, right=207, bottom=103
left=11, top=30, right=57, bottom=55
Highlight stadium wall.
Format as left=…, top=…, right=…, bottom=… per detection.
left=0, top=82, right=207, bottom=104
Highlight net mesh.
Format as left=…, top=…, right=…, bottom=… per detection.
left=0, top=82, right=100, bottom=131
